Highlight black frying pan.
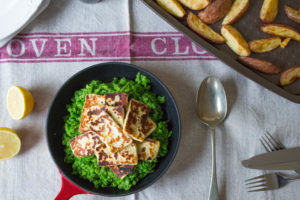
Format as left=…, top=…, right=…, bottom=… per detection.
left=46, top=62, right=181, bottom=197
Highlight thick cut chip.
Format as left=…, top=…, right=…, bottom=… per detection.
left=187, top=12, right=225, bottom=44
left=198, top=0, right=232, bottom=24
left=280, top=66, right=300, bottom=86
left=285, top=5, right=300, bottom=24
left=222, top=0, right=249, bottom=25
left=178, top=0, right=210, bottom=10
left=109, top=165, right=134, bottom=179
left=238, top=56, right=281, bottom=74
left=95, top=143, right=138, bottom=166
left=280, top=38, right=291, bottom=48
left=261, top=24, right=300, bottom=41
left=136, top=139, right=160, bottom=162
left=79, top=104, right=125, bottom=133
left=69, top=132, right=102, bottom=157
left=260, top=0, right=278, bottom=23
left=156, top=0, right=186, bottom=18
left=221, top=25, right=251, bottom=56
left=124, top=99, right=157, bottom=142
left=248, top=37, right=281, bottom=53
left=88, top=110, right=132, bottom=153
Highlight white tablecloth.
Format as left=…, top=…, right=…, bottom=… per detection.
left=0, top=0, right=299, bottom=199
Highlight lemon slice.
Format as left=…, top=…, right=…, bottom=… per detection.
left=0, top=127, right=21, bottom=161
left=7, top=86, right=35, bottom=120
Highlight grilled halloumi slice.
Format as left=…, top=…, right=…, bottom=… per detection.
left=69, top=132, right=102, bottom=157
left=88, top=110, right=132, bottom=153
left=84, top=94, right=105, bottom=107
left=123, top=99, right=157, bottom=142
left=70, top=132, right=135, bottom=178
left=79, top=93, right=128, bottom=132
left=136, top=139, right=160, bottom=162
left=95, top=143, right=138, bottom=166
left=79, top=104, right=125, bottom=133
left=105, top=93, right=129, bottom=109
left=109, top=165, right=134, bottom=179
left=84, top=93, right=128, bottom=109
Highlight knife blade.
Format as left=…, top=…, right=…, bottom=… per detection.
left=242, top=147, right=300, bottom=170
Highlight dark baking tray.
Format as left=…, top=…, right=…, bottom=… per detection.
left=142, top=0, right=300, bottom=103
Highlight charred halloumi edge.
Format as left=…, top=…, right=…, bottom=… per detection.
left=89, top=110, right=132, bottom=153
left=95, top=142, right=138, bottom=166
left=105, top=93, right=129, bottom=109
left=83, top=93, right=128, bottom=109
left=136, top=139, right=160, bottom=162
left=69, top=132, right=135, bottom=178
left=69, top=132, right=101, bottom=157
left=129, top=118, right=157, bottom=142
left=109, top=165, right=135, bottom=179
left=123, top=99, right=157, bottom=142
left=79, top=104, right=125, bottom=133
left=79, top=92, right=128, bottom=133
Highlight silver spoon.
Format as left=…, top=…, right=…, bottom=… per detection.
left=196, top=76, right=227, bottom=200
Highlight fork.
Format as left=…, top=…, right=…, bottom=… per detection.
left=245, top=131, right=300, bottom=192
left=260, top=131, right=300, bottom=174
left=245, top=172, right=300, bottom=192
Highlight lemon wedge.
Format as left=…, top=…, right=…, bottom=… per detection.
left=0, top=127, right=21, bottom=161
left=7, top=86, right=35, bottom=120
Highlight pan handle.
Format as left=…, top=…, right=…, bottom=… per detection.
left=55, top=173, right=91, bottom=200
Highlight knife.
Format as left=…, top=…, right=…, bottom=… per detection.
left=242, top=147, right=300, bottom=170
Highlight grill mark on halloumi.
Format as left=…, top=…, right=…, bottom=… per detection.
left=69, top=132, right=102, bottom=157
left=84, top=94, right=105, bottom=108
left=84, top=93, right=128, bottom=109
left=123, top=99, right=157, bottom=142
left=79, top=104, right=125, bottom=133
left=106, top=106, right=125, bottom=126
left=69, top=132, right=135, bottom=179
left=109, top=165, right=134, bottom=179
left=143, top=118, right=157, bottom=139
left=105, top=93, right=129, bottom=109
left=79, top=93, right=128, bottom=133
left=88, top=110, right=132, bottom=153
left=95, top=143, right=138, bottom=166
left=136, top=139, right=160, bottom=162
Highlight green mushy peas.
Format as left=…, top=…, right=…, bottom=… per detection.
left=62, top=73, right=172, bottom=190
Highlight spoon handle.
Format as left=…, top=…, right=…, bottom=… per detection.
left=209, top=128, right=219, bottom=200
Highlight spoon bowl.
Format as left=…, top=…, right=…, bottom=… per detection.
left=196, top=76, right=227, bottom=200
left=197, top=76, right=227, bottom=128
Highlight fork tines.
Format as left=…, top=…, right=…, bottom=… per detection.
left=260, top=131, right=285, bottom=152
left=245, top=175, right=268, bottom=192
